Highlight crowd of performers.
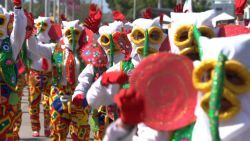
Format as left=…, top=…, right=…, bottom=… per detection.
left=0, top=0, right=250, bottom=141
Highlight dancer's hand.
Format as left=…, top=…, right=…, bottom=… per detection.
left=114, top=87, right=144, bottom=125
left=72, top=94, right=88, bottom=108
left=13, top=0, right=22, bottom=7
left=101, top=71, right=129, bottom=86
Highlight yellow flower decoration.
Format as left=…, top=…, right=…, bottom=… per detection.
left=100, top=34, right=110, bottom=47
left=224, top=60, right=250, bottom=94
left=192, top=59, right=217, bottom=93
left=0, top=31, right=4, bottom=38
left=148, top=26, right=163, bottom=44
left=198, top=25, right=215, bottom=39
left=130, top=27, right=145, bottom=46
left=201, top=88, right=240, bottom=121
left=136, top=46, right=157, bottom=55
left=0, top=14, right=7, bottom=27
left=174, top=24, right=193, bottom=49
left=64, top=28, right=81, bottom=44
left=36, top=21, right=48, bottom=32
left=180, top=46, right=199, bottom=61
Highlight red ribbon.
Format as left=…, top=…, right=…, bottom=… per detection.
left=66, top=50, right=75, bottom=85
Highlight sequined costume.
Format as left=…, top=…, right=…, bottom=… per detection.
left=72, top=41, right=108, bottom=141
left=0, top=5, right=27, bottom=140
left=28, top=20, right=90, bottom=141
left=87, top=18, right=167, bottom=141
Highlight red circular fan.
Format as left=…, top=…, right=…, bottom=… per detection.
left=130, top=52, right=197, bottom=131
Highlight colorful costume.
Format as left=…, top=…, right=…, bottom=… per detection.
left=12, top=10, right=35, bottom=140
left=86, top=18, right=167, bottom=140
left=0, top=1, right=27, bottom=140
left=102, top=12, right=250, bottom=141
left=86, top=18, right=166, bottom=108
left=29, top=20, right=89, bottom=140
left=26, top=16, right=58, bottom=137
left=94, top=21, right=133, bottom=141
left=191, top=28, right=250, bottom=141
left=168, top=9, right=218, bottom=61
left=72, top=41, right=108, bottom=141
left=166, top=9, right=219, bottom=141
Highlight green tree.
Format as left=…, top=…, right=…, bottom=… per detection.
left=106, top=0, right=210, bottom=20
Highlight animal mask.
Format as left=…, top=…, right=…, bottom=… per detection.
left=128, top=18, right=167, bottom=62
left=35, top=16, right=52, bottom=43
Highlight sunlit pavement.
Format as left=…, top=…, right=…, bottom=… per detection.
left=19, top=87, right=72, bottom=141
left=19, top=86, right=95, bottom=141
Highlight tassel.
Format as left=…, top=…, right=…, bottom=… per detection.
left=66, top=50, right=76, bottom=85
left=160, top=13, right=164, bottom=26
left=18, top=59, right=25, bottom=74
left=41, top=58, right=49, bottom=71
left=70, top=27, right=77, bottom=55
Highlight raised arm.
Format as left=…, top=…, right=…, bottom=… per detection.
left=26, top=35, right=55, bottom=58
left=11, top=6, right=27, bottom=60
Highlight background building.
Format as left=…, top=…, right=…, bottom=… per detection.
left=211, top=0, right=235, bottom=17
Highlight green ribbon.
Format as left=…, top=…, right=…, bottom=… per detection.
left=21, top=41, right=31, bottom=69
left=108, top=34, right=117, bottom=119
left=51, top=44, right=63, bottom=86
left=37, top=21, right=44, bottom=34
left=70, top=27, right=77, bottom=55
left=193, top=25, right=203, bottom=60
left=209, top=53, right=227, bottom=141
left=143, top=29, right=149, bottom=57
left=109, top=34, right=114, bottom=67
left=172, top=123, right=195, bottom=141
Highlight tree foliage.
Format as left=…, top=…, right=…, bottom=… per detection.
left=106, top=0, right=210, bottom=20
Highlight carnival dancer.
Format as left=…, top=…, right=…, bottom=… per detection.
left=84, top=18, right=166, bottom=141
left=73, top=8, right=133, bottom=139
left=35, top=17, right=54, bottom=43
left=28, top=19, right=89, bottom=140
left=26, top=16, right=61, bottom=137
left=191, top=26, right=250, bottom=141
left=12, top=10, right=35, bottom=140
left=96, top=24, right=132, bottom=141
left=86, top=18, right=166, bottom=108
left=72, top=29, right=132, bottom=141
left=168, top=9, right=219, bottom=61
left=102, top=25, right=250, bottom=141
left=72, top=41, right=108, bottom=141
left=79, top=5, right=133, bottom=140
left=0, top=0, right=27, bottom=140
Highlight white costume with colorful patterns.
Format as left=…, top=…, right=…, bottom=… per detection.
left=87, top=18, right=167, bottom=141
